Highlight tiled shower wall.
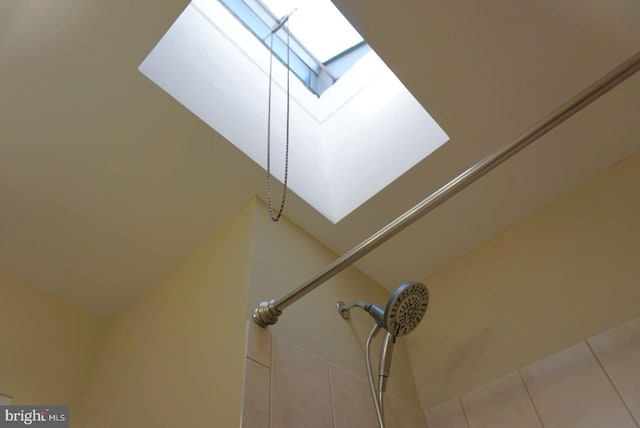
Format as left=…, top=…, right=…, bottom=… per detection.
left=241, top=322, right=427, bottom=427
left=426, top=315, right=640, bottom=428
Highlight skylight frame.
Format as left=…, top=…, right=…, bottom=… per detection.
left=218, top=0, right=370, bottom=96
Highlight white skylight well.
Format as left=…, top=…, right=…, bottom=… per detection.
left=139, top=0, right=449, bottom=223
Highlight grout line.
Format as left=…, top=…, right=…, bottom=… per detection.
left=239, top=359, right=246, bottom=428
left=586, top=340, right=640, bottom=428
left=327, top=365, right=337, bottom=428
left=269, top=334, right=274, bottom=428
left=458, top=396, right=471, bottom=428
left=266, top=361, right=271, bottom=428
left=246, top=354, right=271, bottom=370
left=518, top=370, right=546, bottom=428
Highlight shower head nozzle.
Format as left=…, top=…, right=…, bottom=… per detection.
left=380, top=281, right=429, bottom=336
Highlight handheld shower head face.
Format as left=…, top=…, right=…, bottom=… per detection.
left=384, top=281, right=429, bottom=337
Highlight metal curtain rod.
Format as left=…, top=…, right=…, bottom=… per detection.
left=253, top=50, right=640, bottom=328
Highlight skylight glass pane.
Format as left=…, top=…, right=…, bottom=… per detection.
left=261, top=0, right=363, bottom=62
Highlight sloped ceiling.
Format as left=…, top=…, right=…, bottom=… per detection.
left=1, top=0, right=639, bottom=316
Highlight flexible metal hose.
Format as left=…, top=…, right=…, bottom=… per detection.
left=366, top=323, right=385, bottom=428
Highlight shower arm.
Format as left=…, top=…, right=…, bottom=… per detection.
left=336, top=300, right=373, bottom=319
left=253, top=50, right=640, bottom=328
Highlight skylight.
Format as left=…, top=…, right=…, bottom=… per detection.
left=139, top=0, right=449, bottom=223
left=219, top=0, right=370, bottom=96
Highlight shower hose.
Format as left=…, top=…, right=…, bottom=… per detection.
left=366, top=323, right=385, bottom=428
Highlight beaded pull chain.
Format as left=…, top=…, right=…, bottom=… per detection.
left=266, top=14, right=293, bottom=222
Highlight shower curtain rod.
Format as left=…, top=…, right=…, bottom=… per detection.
left=253, top=50, right=640, bottom=328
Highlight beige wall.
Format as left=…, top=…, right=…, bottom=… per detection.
left=7, top=147, right=638, bottom=423
left=8, top=149, right=637, bottom=423
left=74, top=195, right=422, bottom=427
left=247, top=199, right=422, bottom=406
left=408, top=150, right=640, bottom=409
left=0, top=272, right=107, bottom=418
left=78, top=200, right=255, bottom=427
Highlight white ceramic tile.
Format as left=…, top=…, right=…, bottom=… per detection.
left=270, top=336, right=333, bottom=428
left=245, top=320, right=272, bottom=367
left=521, top=342, right=636, bottom=428
left=0, top=394, right=12, bottom=405
left=589, top=316, right=640, bottom=423
left=460, top=372, right=541, bottom=428
left=384, top=393, right=426, bottom=428
left=241, top=358, right=270, bottom=428
left=426, top=397, right=468, bottom=428
left=330, top=366, right=378, bottom=428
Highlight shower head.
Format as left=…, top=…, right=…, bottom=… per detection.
left=337, top=281, right=429, bottom=337
left=374, top=281, right=429, bottom=337
left=338, top=281, right=430, bottom=404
